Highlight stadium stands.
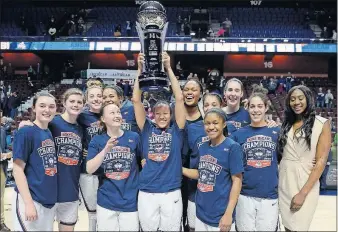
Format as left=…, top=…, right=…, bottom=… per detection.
left=0, top=6, right=316, bottom=38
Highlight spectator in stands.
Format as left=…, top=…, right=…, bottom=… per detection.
left=320, top=26, right=330, bottom=39
left=187, top=73, right=193, bottom=80
left=2, top=66, right=7, bottom=80
left=176, top=61, right=182, bottom=72
left=126, top=21, right=132, bottom=37
left=300, top=80, right=306, bottom=86
left=316, top=87, right=325, bottom=108
left=116, top=79, right=124, bottom=89
left=207, top=27, right=214, bottom=37
left=319, top=150, right=333, bottom=190
left=285, top=72, right=294, bottom=92
left=183, top=18, right=191, bottom=36
left=114, top=24, right=122, bottom=37
left=325, top=89, right=334, bottom=109
left=1, top=114, right=14, bottom=134
left=332, top=30, right=337, bottom=41
left=267, top=78, right=277, bottom=94
left=260, top=76, right=269, bottom=89
left=176, top=15, right=182, bottom=35
left=276, top=76, right=286, bottom=94
left=46, top=16, right=57, bottom=40
left=0, top=81, right=7, bottom=113
left=77, top=16, right=85, bottom=35
left=222, top=18, right=232, bottom=37
left=122, top=80, right=131, bottom=97
left=7, top=91, right=20, bottom=119
left=0, top=59, right=4, bottom=76
left=328, top=117, right=336, bottom=132
left=27, top=65, right=36, bottom=80
left=7, top=63, right=13, bottom=80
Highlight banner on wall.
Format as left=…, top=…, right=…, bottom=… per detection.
left=87, top=69, right=137, bottom=79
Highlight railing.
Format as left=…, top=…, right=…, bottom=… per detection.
left=0, top=35, right=336, bottom=43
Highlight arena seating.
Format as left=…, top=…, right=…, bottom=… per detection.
left=0, top=6, right=315, bottom=38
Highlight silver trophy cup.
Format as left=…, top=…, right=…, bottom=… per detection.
left=136, top=1, right=169, bottom=91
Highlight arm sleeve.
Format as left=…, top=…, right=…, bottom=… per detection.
left=86, top=136, right=104, bottom=175
left=13, top=128, right=31, bottom=163
left=229, top=143, right=244, bottom=176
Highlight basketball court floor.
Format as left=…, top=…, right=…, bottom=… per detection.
left=3, top=187, right=337, bottom=231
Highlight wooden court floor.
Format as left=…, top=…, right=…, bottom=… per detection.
left=3, top=187, right=337, bottom=231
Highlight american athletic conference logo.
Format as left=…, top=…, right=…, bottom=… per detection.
left=103, top=146, right=135, bottom=180
left=197, top=155, right=222, bottom=192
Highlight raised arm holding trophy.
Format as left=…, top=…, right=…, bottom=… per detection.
left=136, top=1, right=169, bottom=91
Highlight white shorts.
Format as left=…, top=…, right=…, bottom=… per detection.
left=235, top=194, right=279, bottom=231
left=96, top=204, right=139, bottom=231
left=55, top=201, right=79, bottom=225
left=195, top=217, right=236, bottom=232
left=187, top=200, right=196, bottom=229
left=138, top=189, right=183, bottom=231
left=12, top=193, right=56, bottom=231
left=79, top=173, right=99, bottom=212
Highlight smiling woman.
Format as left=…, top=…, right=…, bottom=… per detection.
left=86, top=102, right=141, bottom=231
left=12, top=93, right=58, bottom=231
left=278, top=85, right=332, bottom=231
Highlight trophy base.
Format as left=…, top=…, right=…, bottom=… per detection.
left=139, top=72, right=168, bottom=92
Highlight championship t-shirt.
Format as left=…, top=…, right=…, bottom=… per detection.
left=230, top=126, right=280, bottom=199
left=87, top=131, right=140, bottom=211
left=13, top=125, right=58, bottom=208
left=139, top=119, right=184, bottom=193
left=77, top=110, right=101, bottom=173
left=196, top=138, right=244, bottom=227
left=49, top=115, right=83, bottom=202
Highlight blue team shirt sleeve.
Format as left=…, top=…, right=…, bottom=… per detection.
left=87, top=136, right=104, bottom=174
left=228, top=142, right=244, bottom=176
left=13, top=127, right=31, bottom=163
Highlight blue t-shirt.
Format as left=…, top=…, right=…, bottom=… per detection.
left=226, top=107, right=251, bottom=132
left=185, top=118, right=237, bottom=202
left=13, top=125, right=58, bottom=208
left=120, top=100, right=138, bottom=133
left=196, top=138, right=244, bottom=227
left=139, top=119, right=184, bottom=193
left=185, top=119, right=209, bottom=202
left=230, top=126, right=280, bottom=199
left=49, top=115, right=83, bottom=202
left=77, top=110, right=101, bottom=173
left=87, top=131, right=140, bottom=212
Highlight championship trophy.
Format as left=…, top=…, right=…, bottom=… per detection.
left=136, top=1, right=169, bottom=91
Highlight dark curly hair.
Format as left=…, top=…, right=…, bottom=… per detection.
left=277, top=85, right=316, bottom=161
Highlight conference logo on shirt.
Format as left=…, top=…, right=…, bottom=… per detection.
left=148, top=131, right=172, bottom=162
left=242, top=135, right=276, bottom=168
left=55, top=132, right=82, bottom=166
left=87, top=121, right=102, bottom=138
left=103, top=146, right=135, bottom=180
left=197, top=136, right=210, bottom=149
left=37, top=139, right=57, bottom=176
left=197, top=155, right=222, bottom=192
